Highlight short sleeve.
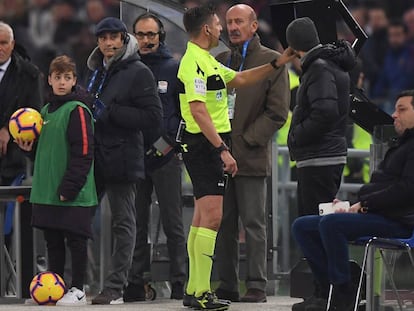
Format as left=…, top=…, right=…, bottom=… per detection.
left=178, top=58, right=207, bottom=104
left=220, top=63, right=236, bottom=84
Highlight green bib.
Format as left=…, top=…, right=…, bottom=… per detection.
left=30, top=101, right=98, bottom=207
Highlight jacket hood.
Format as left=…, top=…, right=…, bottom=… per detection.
left=302, top=39, right=356, bottom=73
left=139, top=43, right=173, bottom=63
left=87, top=33, right=139, bottom=71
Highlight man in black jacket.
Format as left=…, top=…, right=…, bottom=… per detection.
left=291, top=89, right=414, bottom=311
left=123, top=12, right=186, bottom=302
left=0, top=21, right=44, bottom=298
left=86, top=17, right=162, bottom=305
left=282, top=17, right=356, bottom=216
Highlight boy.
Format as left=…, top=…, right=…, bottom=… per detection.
left=17, top=55, right=97, bottom=306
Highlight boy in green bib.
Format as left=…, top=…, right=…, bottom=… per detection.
left=17, top=55, right=97, bottom=306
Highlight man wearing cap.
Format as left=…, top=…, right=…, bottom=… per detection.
left=273, top=16, right=356, bottom=311
left=278, top=17, right=356, bottom=217
left=86, top=17, right=162, bottom=305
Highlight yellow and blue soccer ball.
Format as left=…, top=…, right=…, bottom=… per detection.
left=9, top=107, right=43, bottom=141
left=29, top=271, right=66, bottom=305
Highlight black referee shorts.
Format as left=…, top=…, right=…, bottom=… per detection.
left=182, top=132, right=230, bottom=199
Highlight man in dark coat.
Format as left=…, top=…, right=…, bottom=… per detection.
left=292, top=89, right=414, bottom=311
left=284, top=17, right=356, bottom=217
left=0, top=21, right=44, bottom=298
left=124, top=12, right=186, bottom=302
left=86, top=17, right=162, bottom=305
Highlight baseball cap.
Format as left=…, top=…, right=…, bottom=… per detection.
left=95, top=17, right=128, bottom=36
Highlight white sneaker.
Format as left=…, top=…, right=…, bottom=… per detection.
left=56, top=287, right=87, bottom=306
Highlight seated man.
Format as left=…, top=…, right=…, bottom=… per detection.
left=292, top=90, right=414, bottom=311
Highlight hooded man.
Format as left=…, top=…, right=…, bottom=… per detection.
left=282, top=17, right=356, bottom=217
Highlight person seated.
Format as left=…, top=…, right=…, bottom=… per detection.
left=291, top=89, right=414, bottom=311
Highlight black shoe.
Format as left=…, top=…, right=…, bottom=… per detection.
left=328, top=282, right=357, bottom=311
left=215, top=287, right=240, bottom=302
left=92, top=287, right=124, bottom=305
left=292, top=296, right=327, bottom=311
left=171, top=282, right=184, bottom=300
left=123, top=283, right=145, bottom=302
left=183, top=292, right=195, bottom=307
left=193, top=291, right=230, bottom=310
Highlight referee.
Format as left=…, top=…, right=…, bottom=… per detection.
left=178, top=4, right=295, bottom=310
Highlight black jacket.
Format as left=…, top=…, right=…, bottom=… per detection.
left=358, top=129, right=414, bottom=225
left=87, top=35, right=162, bottom=183
left=140, top=43, right=181, bottom=172
left=0, top=51, right=44, bottom=181
left=288, top=40, right=356, bottom=162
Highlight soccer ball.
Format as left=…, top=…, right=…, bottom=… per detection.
left=29, top=271, right=66, bottom=305
left=8, top=107, right=43, bottom=141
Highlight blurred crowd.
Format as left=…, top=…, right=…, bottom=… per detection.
left=2, top=0, right=414, bottom=112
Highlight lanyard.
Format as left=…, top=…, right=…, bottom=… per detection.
left=87, top=69, right=106, bottom=98
left=227, top=39, right=250, bottom=72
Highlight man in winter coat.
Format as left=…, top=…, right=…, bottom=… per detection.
left=284, top=17, right=356, bottom=216
left=214, top=4, right=290, bottom=303
left=292, top=89, right=414, bottom=311
left=123, top=12, right=186, bottom=302
left=86, top=17, right=162, bottom=305
left=0, top=21, right=44, bottom=298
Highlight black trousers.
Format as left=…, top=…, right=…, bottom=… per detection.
left=296, top=164, right=344, bottom=216
left=43, top=229, right=88, bottom=290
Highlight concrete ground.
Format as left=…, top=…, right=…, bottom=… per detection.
left=0, top=295, right=301, bottom=310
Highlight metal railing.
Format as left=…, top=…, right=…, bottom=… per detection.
left=271, top=145, right=370, bottom=277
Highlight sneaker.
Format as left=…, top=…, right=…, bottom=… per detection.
left=91, top=287, right=123, bottom=305
left=56, top=287, right=87, bottom=306
left=193, top=291, right=230, bottom=310
left=170, top=282, right=184, bottom=300
left=123, top=282, right=145, bottom=302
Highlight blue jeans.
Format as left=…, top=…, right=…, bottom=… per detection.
left=292, top=213, right=412, bottom=285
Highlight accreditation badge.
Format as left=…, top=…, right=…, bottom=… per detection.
left=227, top=90, right=236, bottom=119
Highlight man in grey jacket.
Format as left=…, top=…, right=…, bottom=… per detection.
left=215, top=4, right=290, bottom=303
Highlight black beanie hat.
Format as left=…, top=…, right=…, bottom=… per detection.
left=286, top=17, right=320, bottom=52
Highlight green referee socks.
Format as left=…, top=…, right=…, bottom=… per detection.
left=194, top=227, right=217, bottom=297
left=186, top=226, right=198, bottom=295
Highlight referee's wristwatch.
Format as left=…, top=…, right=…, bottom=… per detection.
left=358, top=202, right=368, bottom=214
left=215, top=142, right=230, bottom=153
